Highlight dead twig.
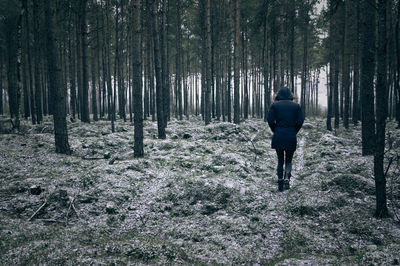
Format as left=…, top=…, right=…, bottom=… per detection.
left=65, top=192, right=80, bottom=224
left=238, top=129, right=266, bottom=163
left=137, top=213, right=148, bottom=227
left=71, top=202, right=79, bottom=218
left=28, top=200, right=47, bottom=221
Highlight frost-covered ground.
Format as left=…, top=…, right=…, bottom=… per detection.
left=1, top=115, right=400, bottom=265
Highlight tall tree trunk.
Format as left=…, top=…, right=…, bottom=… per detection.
left=105, top=0, right=114, bottom=131
left=133, top=0, right=144, bottom=156
left=233, top=0, right=240, bottom=124
left=289, top=0, right=295, bottom=92
left=333, top=2, right=340, bottom=129
left=91, top=37, right=98, bottom=121
left=343, top=0, right=351, bottom=129
left=5, top=16, right=18, bottom=120
left=396, top=0, right=400, bottom=127
left=227, top=0, right=233, bottom=123
left=353, top=0, right=360, bottom=125
left=117, top=0, right=126, bottom=121
left=152, top=0, right=166, bottom=138
left=205, top=0, right=212, bottom=125
left=301, top=11, right=308, bottom=119
left=76, top=11, right=82, bottom=120
left=374, top=0, right=389, bottom=218
left=68, top=4, right=76, bottom=121
left=33, top=0, right=42, bottom=123
left=0, top=52, right=3, bottom=115
left=278, top=0, right=285, bottom=88
left=22, top=0, right=30, bottom=120
left=44, top=0, right=71, bottom=154
left=96, top=5, right=102, bottom=119
left=161, top=0, right=169, bottom=126
left=263, top=2, right=270, bottom=121
left=242, top=31, right=248, bottom=119
left=361, top=0, right=376, bottom=155
left=327, top=1, right=334, bottom=131
left=81, top=0, right=90, bottom=122
left=176, top=0, right=183, bottom=120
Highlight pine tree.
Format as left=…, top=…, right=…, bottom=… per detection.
left=44, top=0, right=71, bottom=154
left=360, top=0, right=376, bottom=155
left=133, top=0, right=144, bottom=157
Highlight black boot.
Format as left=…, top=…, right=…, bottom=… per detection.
left=278, top=179, right=284, bottom=192
left=283, top=172, right=291, bottom=190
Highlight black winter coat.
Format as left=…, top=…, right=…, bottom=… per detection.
left=267, top=88, right=304, bottom=151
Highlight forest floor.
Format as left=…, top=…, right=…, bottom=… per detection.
left=1, top=115, right=400, bottom=265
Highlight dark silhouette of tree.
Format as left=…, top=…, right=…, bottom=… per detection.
left=133, top=0, right=144, bottom=157
left=44, top=0, right=71, bottom=154
left=374, top=0, right=388, bottom=218
left=360, top=0, right=376, bottom=155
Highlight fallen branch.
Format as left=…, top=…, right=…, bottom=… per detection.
left=37, top=219, right=63, bottom=223
left=81, top=156, right=104, bottom=160
left=28, top=200, right=47, bottom=221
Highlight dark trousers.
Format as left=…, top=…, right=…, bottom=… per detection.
left=276, top=149, right=294, bottom=179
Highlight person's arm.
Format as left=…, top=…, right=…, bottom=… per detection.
left=267, top=104, right=276, bottom=132
left=296, top=105, right=304, bottom=133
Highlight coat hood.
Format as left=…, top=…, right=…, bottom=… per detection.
left=275, top=87, right=294, bottom=101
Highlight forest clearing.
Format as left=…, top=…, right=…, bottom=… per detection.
left=1, top=116, right=400, bottom=264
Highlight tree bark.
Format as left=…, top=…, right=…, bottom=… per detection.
left=396, top=0, right=400, bottom=126
left=205, top=0, right=212, bottom=125
left=353, top=0, right=360, bottom=125
left=133, top=0, right=144, bottom=156
left=343, top=0, right=351, bottom=129
left=44, top=0, right=71, bottom=154
left=0, top=52, right=3, bottom=115
left=361, top=0, right=376, bottom=155
left=152, top=0, right=166, bottom=139
left=81, top=0, right=90, bottom=123
left=175, top=0, right=183, bottom=120
left=233, top=0, right=240, bottom=125
left=263, top=1, right=270, bottom=121
left=161, top=0, right=169, bottom=126
left=374, top=0, right=389, bottom=218
left=33, top=0, right=42, bottom=123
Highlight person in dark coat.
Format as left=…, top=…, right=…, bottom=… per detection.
left=267, top=86, right=304, bottom=191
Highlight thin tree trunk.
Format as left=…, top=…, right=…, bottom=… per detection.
left=263, top=2, right=270, bottom=121
left=205, top=0, right=212, bottom=125
left=152, top=0, right=166, bottom=138
left=301, top=13, right=308, bottom=119
left=233, top=0, right=240, bottom=124
left=343, top=0, right=351, bottom=129
left=161, top=0, right=169, bottom=126
left=91, top=35, right=98, bottom=121
left=353, top=0, right=360, bottom=125
left=227, top=0, right=232, bottom=123
left=81, top=0, right=90, bottom=123
left=133, top=0, right=144, bottom=156
left=374, top=0, right=389, bottom=218
left=33, top=0, right=42, bottom=123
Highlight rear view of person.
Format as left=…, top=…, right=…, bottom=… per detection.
left=267, top=87, right=304, bottom=191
